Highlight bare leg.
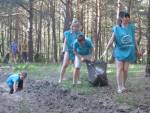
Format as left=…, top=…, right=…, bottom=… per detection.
left=14, top=54, right=17, bottom=64
left=122, top=62, right=130, bottom=89
left=116, top=60, right=123, bottom=93
left=59, top=52, right=69, bottom=83
left=73, top=55, right=81, bottom=84
left=73, top=68, right=80, bottom=84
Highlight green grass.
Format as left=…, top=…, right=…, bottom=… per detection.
left=7, top=63, right=146, bottom=94
left=115, top=95, right=125, bottom=103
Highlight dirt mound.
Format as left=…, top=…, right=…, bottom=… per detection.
left=0, top=77, right=150, bottom=113
left=20, top=80, right=131, bottom=113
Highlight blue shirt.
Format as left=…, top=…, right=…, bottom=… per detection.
left=113, top=23, right=136, bottom=63
left=6, top=73, right=20, bottom=87
left=73, top=38, right=93, bottom=55
left=64, top=30, right=83, bottom=61
left=10, top=41, right=18, bottom=53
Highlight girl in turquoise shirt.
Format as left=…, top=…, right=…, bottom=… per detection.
left=59, top=18, right=82, bottom=83
left=102, top=11, right=139, bottom=93
left=73, top=34, right=94, bottom=84
left=6, top=71, right=27, bottom=94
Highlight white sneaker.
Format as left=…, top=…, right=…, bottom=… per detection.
left=122, top=87, right=127, bottom=92
left=58, top=79, right=62, bottom=83
left=72, top=79, right=76, bottom=85
left=76, top=80, right=81, bottom=85
left=117, top=89, right=122, bottom=94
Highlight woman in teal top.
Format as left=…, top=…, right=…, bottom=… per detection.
left=63, top=29, right=82, bottom=61
left=73, top=34, right=94, bottom=84
left=112, top=22, right=136, bottom=63
left=59, top=18, right=82, bottom=83
left=102, top=11, right=139, bottom=93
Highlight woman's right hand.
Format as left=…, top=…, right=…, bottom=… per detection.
left=81, top=57, right=85, bottom=62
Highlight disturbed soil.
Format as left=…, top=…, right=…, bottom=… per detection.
left=0, top=66, right=150, bottom=113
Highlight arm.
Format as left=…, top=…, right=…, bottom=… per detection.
left=135, top=38, right=139, bottom=51
left=73, top=48, right=82, bottom=59
left=101, top=33, right=115, bottom=57
left=105, top=33, right=115, bottom=51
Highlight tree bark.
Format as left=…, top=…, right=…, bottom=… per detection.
left=28, top=0, right=34, bottom=62
left=63, top=0, right=73, bottom=32
left=51, top=0, right=57, bottom=63
left=93, top=0, right=98, bottom=60
left=37, top=3, right=43, bottom=54
left=146, top=0, right=150, bottom=77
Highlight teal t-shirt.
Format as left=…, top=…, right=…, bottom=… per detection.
left=64, top=30, right=83, bottom=61
left=6, top=73, right=20, bottom=87
left=73, top=38, right=93, bottom=55
left=113, top=23, right=136, bottom=63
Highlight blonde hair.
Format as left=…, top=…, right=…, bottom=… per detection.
left=70, top=18, right=80, bottom=30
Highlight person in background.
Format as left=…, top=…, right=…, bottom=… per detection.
left=73, top=34, right=95, bottom=84
left=6, top=71, right=27, bottom=94
left=59, top=18, right=83, bottom=83
left=10, top=39, right=18, bottom=64
left=102, top=11, right=139, bottom=93
left=21, top=38, right=28, bottom=63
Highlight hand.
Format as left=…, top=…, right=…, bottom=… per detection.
left=137, top=51, right=143, bottom=57
left=81, top=57, right=85, bottom=62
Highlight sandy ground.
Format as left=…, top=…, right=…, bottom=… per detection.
left=0, top=66, right=150, bottom=113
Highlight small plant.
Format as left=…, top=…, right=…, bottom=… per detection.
left=116, top=95, right=125, bottom=104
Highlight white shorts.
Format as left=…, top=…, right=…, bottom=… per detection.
left=74, top=55, right=92, bottom=68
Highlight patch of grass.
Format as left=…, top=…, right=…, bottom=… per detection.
left=116, top=95, right=125, bottom=103
left=61, top=64, right=96, bottom=94
left=62, top=75, right=96, bottom=94
left=13, top=63, right=60, bottom=79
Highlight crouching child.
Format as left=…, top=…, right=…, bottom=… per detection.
left=6, top=71, right=27, bottom=94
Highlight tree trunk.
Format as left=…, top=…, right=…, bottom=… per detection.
left=51, top=1, right=57, bottom=63
left=37, top=2, right=43, bottom=54
left=137, top=14, right=142, bottom=45
left=116, top=0, right=121, bottom=24
left=28, top=0, right=34, bottom=62
left=98, top=0, right=102, bottom=58
left=47, top=21, right=50, bottom=62
left=1, top=24, right=4, bottom=57
left=63, top=0, right=73, bottom=32
left=127, top=0, right=132, bottom=14
left=77, top=0, right=83, bottom=30
left=146, top=0, right=150, bottom=77
left=93, top=0, right=98, bottom=60
left=8, top=15, right=12, bottom=45
left=15, top=11, right=19, bottom=44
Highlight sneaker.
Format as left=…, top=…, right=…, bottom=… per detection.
left=76, top=80, right=81, bottom=85
left=122, top=87, right=127, bottom=92
left=58, top=79, right=62, bottom=83
left=117, top=89, right=122, bottom=94
left=73, top=81, right=76, bottom=85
